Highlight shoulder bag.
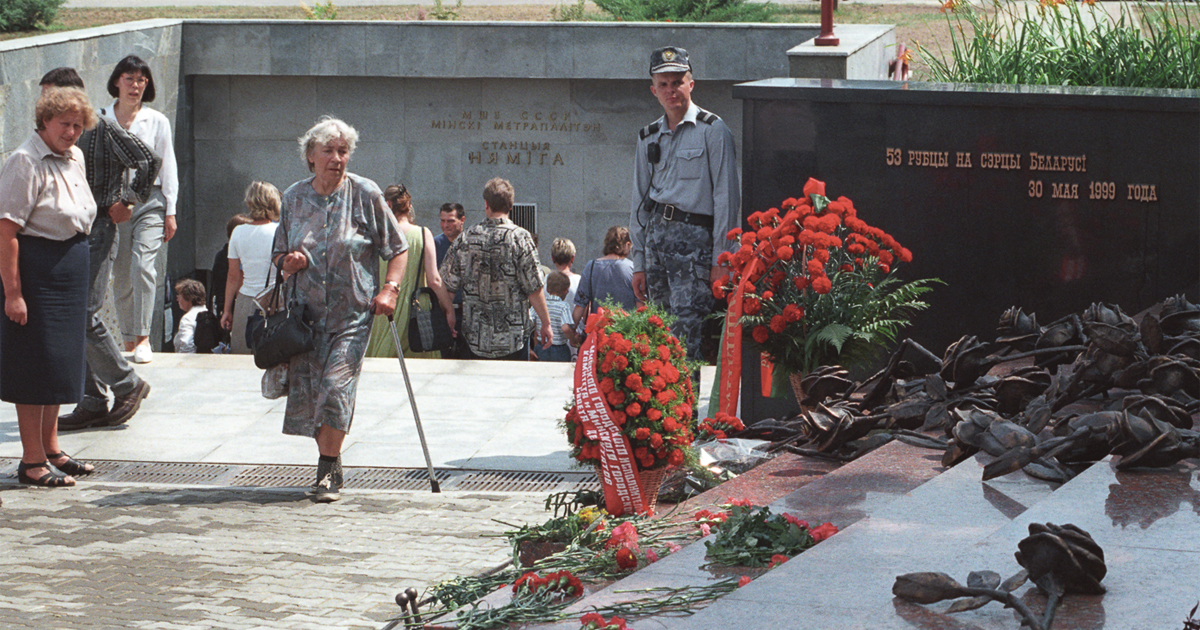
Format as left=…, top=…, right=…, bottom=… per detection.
left=250, top=268, right=315, bottom=369
left=407, top=229, right=455, bottom=353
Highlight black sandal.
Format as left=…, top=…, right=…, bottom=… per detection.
left=46, top=452, right=94, bottom=477
left=17, top=461, right=75, bottom=487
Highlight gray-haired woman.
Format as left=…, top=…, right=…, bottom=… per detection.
left=273, top=117, right=408, bottom=502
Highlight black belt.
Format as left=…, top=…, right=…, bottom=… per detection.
left=651, top=202, right=713, bottom=229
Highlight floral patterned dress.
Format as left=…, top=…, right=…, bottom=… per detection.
left=273, top=173, right=406, bottom=437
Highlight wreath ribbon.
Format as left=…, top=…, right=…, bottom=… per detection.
left=575, top=327, right=645, bottom=515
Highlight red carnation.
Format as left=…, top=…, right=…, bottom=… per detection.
left=615, top=547, right=638, bottom=570
left=770, top=315, right=787, bottom=333
left=812, top=276, right=832, bottom=294
left=752, top=326, right=770, bottom=344
left=625, top=402, right=642, bottom=417
left=635, top=427, right=650, bottom=439
left=625, top=373, right=643, bottom=390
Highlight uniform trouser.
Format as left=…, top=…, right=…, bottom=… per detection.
left=642, top=213, right=714, bottom=363
left=114, top=189, right=165, bottom=342
left=80, top=216, right=141, bottom=413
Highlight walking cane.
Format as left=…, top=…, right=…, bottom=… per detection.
left=387, top=315, right=441, bottom=493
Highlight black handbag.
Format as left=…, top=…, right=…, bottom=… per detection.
left=407, top=229, right=454, bottom=353
left=250, top=271, right=315, bottom=369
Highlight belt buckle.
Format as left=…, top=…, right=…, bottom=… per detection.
left=662, top=204, right=677, bottom=221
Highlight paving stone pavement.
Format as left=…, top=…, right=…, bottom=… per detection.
left=0, top=482, right=552, bottom=630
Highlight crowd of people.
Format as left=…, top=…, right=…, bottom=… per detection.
left=1, top=44, right=738, bottom=504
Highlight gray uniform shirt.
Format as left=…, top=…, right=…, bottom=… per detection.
left=629, top=101, right=741, bottom=272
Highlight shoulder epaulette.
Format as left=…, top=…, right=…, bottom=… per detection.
left=696, top=108, right=719, bottom=125
left=638, top=121, right=661, bottom=140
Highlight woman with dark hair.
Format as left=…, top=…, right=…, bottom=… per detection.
left=572, top=226, right=639, bottom=330
left=0, top=87, right=99, bottom=487
left=102, top=54, right=178, bottom=365
left=274, top=117, right=408, bottom=502
left=365, top=185, right=455, bottom=358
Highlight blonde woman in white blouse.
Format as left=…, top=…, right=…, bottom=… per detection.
left=101, top=55, right=178, bottom=365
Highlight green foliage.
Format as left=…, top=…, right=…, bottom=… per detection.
left=0, top=0, right=65, bottom=32
left=429, top=0, right=464, bottom=21
left=551, top=0, right=590, bottom=21
left=919, top=0, right=1200, bottom=89
left=301, top=0, right=338, bottom=20
left=704, top=504, right=814, bottom=567
left=592, top=0, right=777, bottom=23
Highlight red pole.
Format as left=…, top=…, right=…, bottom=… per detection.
left=815, top=0, right=839, bottom=46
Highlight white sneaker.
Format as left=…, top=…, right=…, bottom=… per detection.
left=132, top=344, right=153, bottom=364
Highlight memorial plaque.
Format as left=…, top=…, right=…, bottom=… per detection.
left=734, top=78, right=1200, bottom=420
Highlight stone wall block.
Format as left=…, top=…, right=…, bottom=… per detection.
left=314, top=76, right=403, bottom=142
left=191, top=75, right=230, bottom=141
left=229, top=76, right=318, bottom=141
left=269, top=23, right=312, bottom=76
left=364, top=24, right=400, bottom=77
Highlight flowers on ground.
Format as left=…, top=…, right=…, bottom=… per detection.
left=580, top=612, right=631, bottom=629
left=513, top=570, right=584, bottom=599
left=704, top=502, right=838, bottom=567
left=696, top=412, right=746, bottom=441
left=713, top=178, right=939, bottom=376
left=563, top=303, right=697, bottom=470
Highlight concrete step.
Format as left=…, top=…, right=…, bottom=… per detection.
left=519, top=440, right=952, bottom=629
left=883, top=457, right=1200, bottom=630
left=661, top=451, right=1060, bottom=629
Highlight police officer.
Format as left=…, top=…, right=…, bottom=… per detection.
left=630, top=46, right=740, bottom=362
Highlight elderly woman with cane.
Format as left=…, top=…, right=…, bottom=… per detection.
left=274, top=117, right=407, bottom=503
left=0, top=87, right=99, bottom=487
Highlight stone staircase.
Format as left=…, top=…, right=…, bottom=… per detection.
left=510, top=439, right=1200, bottom=630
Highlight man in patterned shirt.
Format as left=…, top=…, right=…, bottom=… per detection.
left=39, top=68, right=161, bottom=431
left=440, top=178, right=552, bottom=360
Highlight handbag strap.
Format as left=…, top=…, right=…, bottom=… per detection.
left=410, top=227, right=430, bottom=308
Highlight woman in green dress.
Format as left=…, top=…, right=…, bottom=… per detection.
left=365, top=185, right=455, bottom=358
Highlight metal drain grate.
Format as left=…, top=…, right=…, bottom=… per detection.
left=455, top=471, right=575, bottom=493
left=230, top=465, right=316, bottom=488
left=342, top=467, right=456, bottom=491
left=105, top=461, right=242, bottom=485
left=1, top=458, right=598, bottom=493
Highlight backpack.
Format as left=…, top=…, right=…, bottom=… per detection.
left=193, top=310, right=222, bottom=354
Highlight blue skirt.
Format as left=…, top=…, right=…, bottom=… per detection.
left=0, top=233, right=89, bottom=405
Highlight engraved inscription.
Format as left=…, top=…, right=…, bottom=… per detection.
left=429, top=109, right=594, bottom=167
left=888, top=146, right=1155, bottom=203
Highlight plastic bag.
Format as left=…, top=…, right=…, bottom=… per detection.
left=695, top=438, right=773, bottom=475
left=261, top=362, right=289, bottom=399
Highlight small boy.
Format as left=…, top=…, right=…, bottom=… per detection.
left=534, top=271, right=575, bottom=362
left=173, top=279, right=209, bottom=354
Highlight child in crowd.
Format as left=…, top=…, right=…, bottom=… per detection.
left=533, top=271, right=574, bottom=362
left=173, top=279, right=208, bottom=354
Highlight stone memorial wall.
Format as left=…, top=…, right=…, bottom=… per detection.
left=735, top=78, right=1200, bottom=420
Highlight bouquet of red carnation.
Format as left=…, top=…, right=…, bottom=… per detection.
left=696, top=412, right=745, bottom=441
left=580, top=612, right=631, bottom=630
left=513, top=570, right=584, bottom=599
left=563, top=303, right=696, bottom=471
left=714, top=177, right=939, bottom=384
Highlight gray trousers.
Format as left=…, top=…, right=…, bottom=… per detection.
left=643, top=213, right=715, bottom=363
left=81, top=216, right=142, bottom=412
left=114, top=190, right=166, bottom=341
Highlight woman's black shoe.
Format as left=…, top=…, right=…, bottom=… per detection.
left=47, top=452, right=94, bottom=477
left=17, top=461, right=75, bottom=487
